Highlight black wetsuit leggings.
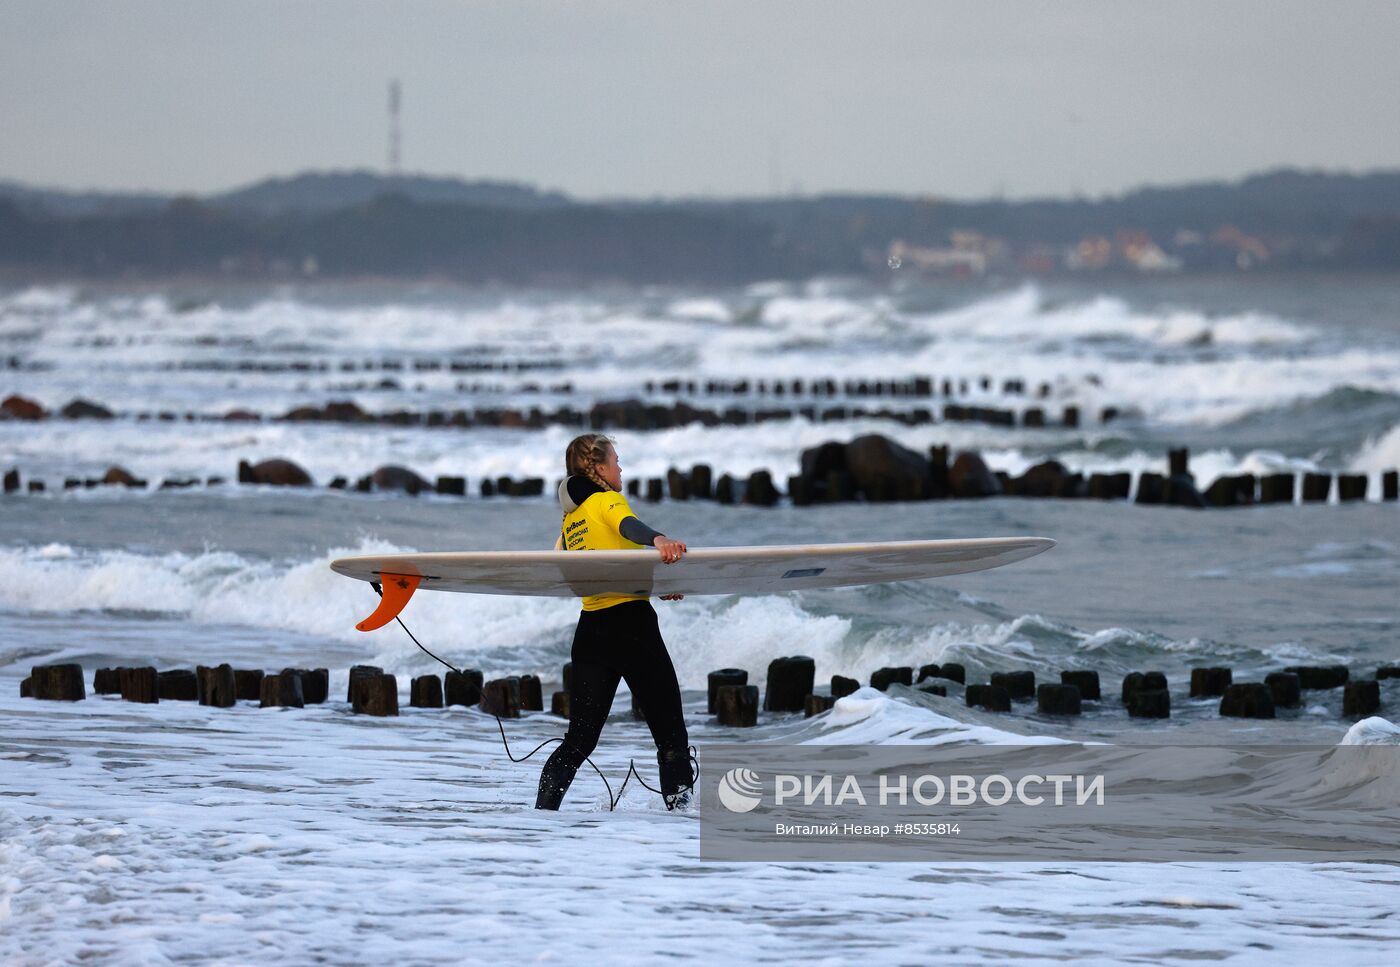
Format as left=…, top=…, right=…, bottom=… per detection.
left=535, top=600, right=692, bottom=809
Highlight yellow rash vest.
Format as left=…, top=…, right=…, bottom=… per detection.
left=558, top=475, right=664, bottom=611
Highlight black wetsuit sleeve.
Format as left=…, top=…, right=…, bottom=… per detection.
left=619, top=516, right=664, bottom=547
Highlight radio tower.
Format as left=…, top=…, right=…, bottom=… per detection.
left=387, top=79, right=402, bottom=177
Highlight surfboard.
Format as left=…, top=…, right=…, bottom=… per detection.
left=330, top=537, right=1054, bottom=632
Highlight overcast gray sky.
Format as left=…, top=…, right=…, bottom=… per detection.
left=3, top=0, right=1398, bottom=201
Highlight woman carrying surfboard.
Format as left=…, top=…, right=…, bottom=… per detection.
left=536, top=433, right=696, bottom=810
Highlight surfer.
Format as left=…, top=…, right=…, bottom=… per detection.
left=536, top=433, right=696, bottom=810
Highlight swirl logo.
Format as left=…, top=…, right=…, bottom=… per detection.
left=717, top=767, right=764, bottom=813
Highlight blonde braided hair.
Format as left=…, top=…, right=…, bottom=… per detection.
left=565, top=433, right=616, bottom=492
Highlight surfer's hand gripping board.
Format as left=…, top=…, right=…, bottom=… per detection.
left=331, top=537, right=1055, bottom=632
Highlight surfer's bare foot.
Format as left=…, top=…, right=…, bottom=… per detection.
left=659, top=593, right=684, bottom=601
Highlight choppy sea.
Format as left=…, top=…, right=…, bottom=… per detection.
left=3, top=275, right=1399, bottom=963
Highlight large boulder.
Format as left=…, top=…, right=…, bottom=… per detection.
left=843, top=434, right=929, bottom=501
left=61, top=398, right=114, bottom=419
left=368, top=465, right=430, bottom=495
left=1011, top=460, right=1070, bottom=498
left=1, top=394, right=46, bottom=420
left=102, top=466, right=145, bottom=488
left=800, top=441, right=848, bottom=480
left=949, top=451, right=1002, bottom=498
left=323, top=400, right=370, bottom=422
left=589, top=399, right=649, bottom=430
left=238, top=458, right=313, bottom=487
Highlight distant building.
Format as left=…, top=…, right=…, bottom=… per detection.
left=886, top=238, right=987, bottom=276
left=1117, top=230, right=1181, bottom=272
left=1211, top=225, right=1270, bottom=269
left=1064, top=236, right=1112, bottom=271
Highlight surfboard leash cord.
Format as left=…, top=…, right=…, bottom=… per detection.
left=370, top=583, right=696, bottom=812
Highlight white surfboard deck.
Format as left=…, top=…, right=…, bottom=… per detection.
left=329, top=537, right=1054, bottom=599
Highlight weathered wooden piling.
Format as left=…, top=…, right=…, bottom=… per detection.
left=290, top=668, right=328, bottom=704
left=1122, top=671, right=1167, bottom=705
left=763, top=656, right=815, bottom=712
left=1060, top=670, right=1101, bottom=700
left=1343, top=681, right=1380, bottom=717
left=928, top=445, right=950, bottom=499
left=1204, top=474, right=1256, bottom=507
left=19, top=677, right=31, bottom=697
left=744, top=469, right=779, bottom=506
left=1037, top=683, right=1082, bottom=716
left=690, top=464, right=713, bottom=500
left=410, top=675, right=444, bottom=708
left=551, top=690, right=570, bottom=718
left=1135, top=472, right=1166, bottom=505
left=445, top=669, right=484, bottom=707
left=1190, top=667, right=1233, bottom=698
left=714, top=474, right=736, bottom=504
left=1219, top=683, right=1275, bottom=719
left=519, top=674, right=544, bottom=712
left=1384, top=471, right=1398, bottom=501
left=1377, top=666, right=1400, bottom=680
left=234, top=669, right=265, bottom=702
left=1265, top=672, right=1301, bottom=708
left=1301, top=473, right=1331, bottom=503
left=480, top=678, right=519, bottom=718
left=347, top=665, right=385, bottom=702
left=158, top=669, right=199, bottom=701
left=93, top=667, right=122, bottom=695
left=830, top=675, right=860, bottom=699
left=926, top=662, right=965, bottom=684
left=435, top=475, right=466, bottom=496
left=1088, top=472, right=1131, bottom=500
left=966, top=684, right=1011, bottom=712
left=1284, top=665, right=1349, bottom=689
left=1128, top=689, right=1171, bottom=718
left=120, top=666, right=159, bottom=704
left=707, top=669, right=748, bottom=713
left=1259, top=473, right=1295, bottom=504
left=197, top=664, right=237, bottom=707
left=352, top=673, right=399, bottom=716
left=665, top=467, right=689, bottom=501
left=1337, top=475, right=1366, bottom=502
left=260, top=671, right=305, bottom=708
left=990, top=670, right=1035, bottom=700
left=870, top=667, right=913, bottom=691
left=716, top=684, right=759, bottom=727
left=28, top=663, right=86, bottom=701
left=804, top=694, right=836, bottom=717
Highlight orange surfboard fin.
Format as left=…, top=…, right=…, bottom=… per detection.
left=356, top=573, right=421, bottom=632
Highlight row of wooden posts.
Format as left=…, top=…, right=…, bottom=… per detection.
left=21, top=358, right=1085, bottom=400
left=706, top=658, right=1393, bottom=723
left=11, top=439, right=1395, bottom=509
left=21, top=659, right=1395, bottom=723
left=4, top=392, right=1103, bottom=435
